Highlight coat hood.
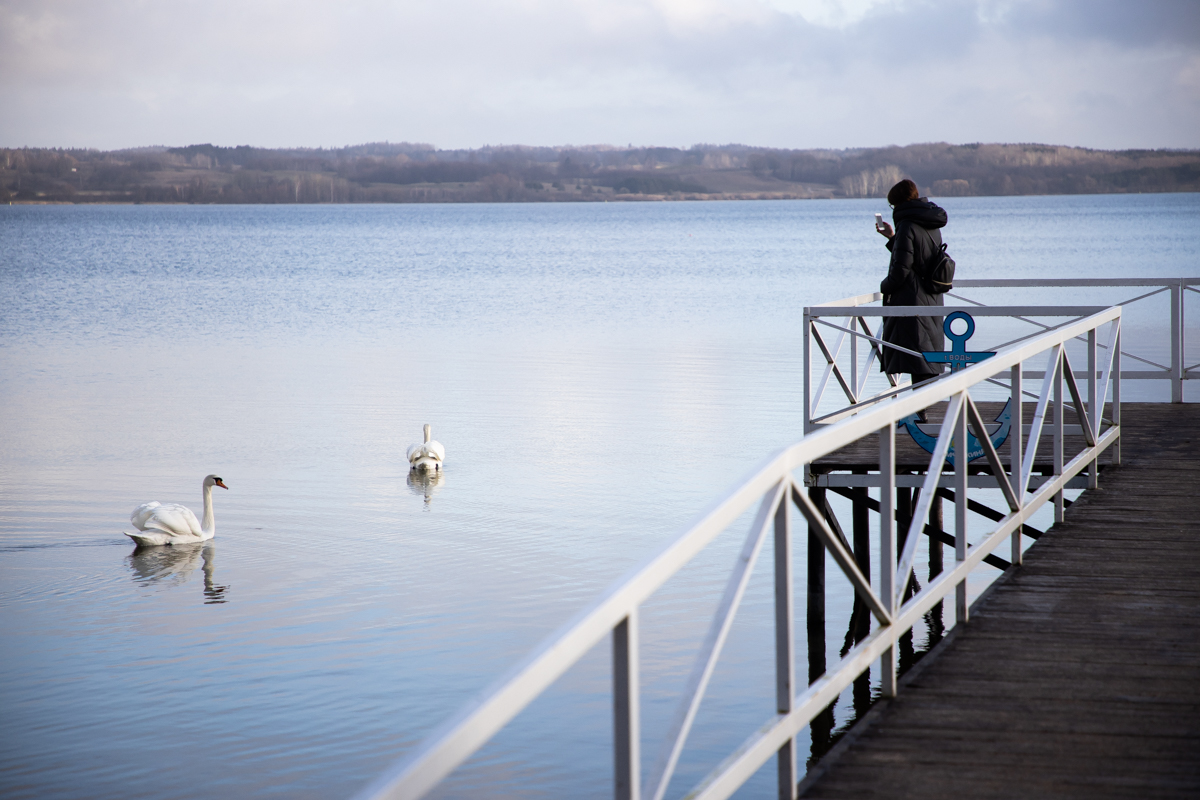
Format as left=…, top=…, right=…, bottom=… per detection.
left=892, top=198, right=948, bottom=230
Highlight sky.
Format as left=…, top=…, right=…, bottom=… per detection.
left=1, top=0, right=1198, bottom=152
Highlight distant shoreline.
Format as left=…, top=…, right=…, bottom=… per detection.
left=8, top=190, right=1196, bottom=208
left=5, top=141, right=1198, bottom=204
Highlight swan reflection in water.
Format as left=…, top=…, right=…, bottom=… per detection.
left=407, top=469, right=445, bottom=508
left=128, top=542, right=229, bottom=604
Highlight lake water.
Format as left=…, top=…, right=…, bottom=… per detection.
left=2, top=194, right=1198, bottom=800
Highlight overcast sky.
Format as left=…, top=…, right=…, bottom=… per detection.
left=2, top=0, right=1198, bottom=151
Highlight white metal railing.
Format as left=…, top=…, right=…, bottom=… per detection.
left=802, top=298, right=1110, bottom=433
left=803, top=279, right=1194, bottom=434
left=953, top=278, right=1193, bottom=398
left=353, top=302, right=1122, bottom=800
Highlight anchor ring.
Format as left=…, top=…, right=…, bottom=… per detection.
left=944, top=310, right=975, bottom=344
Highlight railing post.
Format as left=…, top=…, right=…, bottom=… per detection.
left=954, top=394, right=968, bottom=624
left=879, top=423, right=897, bottom=698
left=1181, top=280, right=1188, bottom=401
left=803, top=310, right=813, bottom=433
left=1088, top=328, right=1098, bottom=489
left=614, top=612, right=641, bottom=800
left=776, top=491, right=797, bottom=800
left=806, top=488, right=825, bottom=687
left=1011, top=364, right=1023, bottom=566
left=850, top=317, right=859, bottom=399
left=1054, top=349, right=1065, bottom=524
left=1171, top=280, right=1183, bottom=403
left=1114, top=324, right=1122, bottom=465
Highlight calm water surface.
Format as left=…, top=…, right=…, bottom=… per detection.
left=2, top=195, right=1198, bottom=799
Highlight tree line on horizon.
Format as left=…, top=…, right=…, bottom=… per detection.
left=3, top=141, right=1198, bottom=204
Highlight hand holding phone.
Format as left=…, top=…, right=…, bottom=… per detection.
left=875, top=213, right=893, bottom=239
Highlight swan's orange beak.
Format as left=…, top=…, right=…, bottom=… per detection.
left=215, top=479, right=229, bottom=489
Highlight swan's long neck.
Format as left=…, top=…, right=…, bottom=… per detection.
left=424, top=424, right=431, bottom=443
left=201, top=483, right=215, bottom=534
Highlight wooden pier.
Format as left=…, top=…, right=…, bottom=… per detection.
left=359, top=292, right=1200, bottom=800
left=798, top=402, right=1200, bottom=798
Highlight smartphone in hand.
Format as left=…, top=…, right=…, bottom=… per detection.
left=874, top=213, right=885, bottom=231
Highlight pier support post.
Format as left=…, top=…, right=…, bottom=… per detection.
left=804, top=488, right=829, bottom=775
left=928, top=493, right=945, bottom=644
left=896, top=478, right=915, bottom=670
left=852, top=469, right=871, bottom=645
left=928, top=493, right=943, bottom=579
left=897, top=478, right=915, bottom=601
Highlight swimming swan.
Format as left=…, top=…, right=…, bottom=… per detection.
left=407, top=424, right=445, bottom=473
left=125, top=474, right=228, bottom=547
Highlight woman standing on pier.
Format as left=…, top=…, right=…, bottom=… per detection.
left=877, top=179, right=948, bottom=405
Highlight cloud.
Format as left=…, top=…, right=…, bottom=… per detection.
left=0, top=0, right=1196, bottom=150
left=766, top=0, right=896, bottom=29
left=998, top=0, right=1200, bottom=48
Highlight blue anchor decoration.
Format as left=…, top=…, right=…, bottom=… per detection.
left=923, top=310, right=995, bottom=373
left=899, top=399, right=1011, bottom=468
left=899, top=311, right=1009, bottom=466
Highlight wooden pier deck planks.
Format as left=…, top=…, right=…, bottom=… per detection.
left=799, top=402, right=1200, bottom=799
left=811, top=401, right=1108, bottom=475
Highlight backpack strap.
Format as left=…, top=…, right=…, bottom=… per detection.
left=915, top=226, right=940, bottom=278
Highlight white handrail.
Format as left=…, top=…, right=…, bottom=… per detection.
left=805, top=279, right=1195, bottom=418
left=938, top=278, right=1192, bottom=401
left=354, top=303, right=1123, bottom=800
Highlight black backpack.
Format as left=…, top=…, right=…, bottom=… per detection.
left=918, top=230, right=955, bottom=294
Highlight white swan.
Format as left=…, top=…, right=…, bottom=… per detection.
left=407, top=424, right=445, bottom=473
left=125, top=474, right=228, bottom=547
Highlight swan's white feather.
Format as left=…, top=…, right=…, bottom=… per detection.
left=407, top=442, right=445, bottom=463
left=130, top=501, right=162, bottom=529
left=126, top=530, right=172, bottom=547
left=134, top=502, right=204, bottom=538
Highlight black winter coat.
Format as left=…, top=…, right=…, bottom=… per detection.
left=880, top=199, right=948, bottom=376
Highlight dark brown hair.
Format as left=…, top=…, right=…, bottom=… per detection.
left=887, top=179, right=919, bottom=206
